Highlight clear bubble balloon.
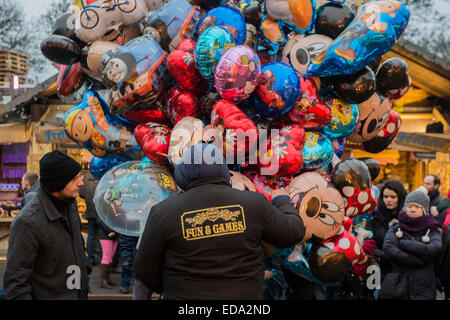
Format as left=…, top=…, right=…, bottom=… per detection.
left=94, top=160, right=178, bottom=237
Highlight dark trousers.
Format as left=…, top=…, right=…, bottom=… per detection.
left=119, top=235, right=139, bottom=289
left=87, top=219, right=99, bottom=264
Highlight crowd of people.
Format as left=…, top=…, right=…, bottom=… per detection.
left=1, top=147, right=449, bottom=300
left=262, top=173, right=450, bottom=300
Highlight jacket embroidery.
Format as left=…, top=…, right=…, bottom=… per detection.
left=181, top=205, right=246, bottom=240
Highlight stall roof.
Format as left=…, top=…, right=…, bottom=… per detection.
left=0, top=74, right=57, bottom=119
left=384, top=41, right=450, bottom=103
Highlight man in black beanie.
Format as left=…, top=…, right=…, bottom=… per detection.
left=3, top=150, right=91, bottom=300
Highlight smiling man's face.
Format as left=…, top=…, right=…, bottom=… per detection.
left=71, top=108, right=94, bottom=143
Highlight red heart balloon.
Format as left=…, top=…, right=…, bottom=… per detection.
left=121, top=104, right=170, bottom=125
left=289, top=77, right=331, bottom=130
left=259, top=124, right=305, bottom=177
left=211, top=99, right=258, bottom=160
left=166, top=87, right=202, bottom=125
left=134, top=122, right=171, bottom=163
left=167, top=39, right=208, bottom=95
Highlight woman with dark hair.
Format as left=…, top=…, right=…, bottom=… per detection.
left=364, top=180, right=407, bottom=276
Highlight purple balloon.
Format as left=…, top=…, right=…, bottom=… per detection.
left=214, top=45, right=261, bottom=102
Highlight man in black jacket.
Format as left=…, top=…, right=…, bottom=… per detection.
left=3, top=151, right=90, bottom=300
left=424, top=174, right=442, bottom=208
left=134, top=143, right=306, bottom=299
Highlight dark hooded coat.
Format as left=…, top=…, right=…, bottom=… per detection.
left=134, top=144, right=306, bottom=300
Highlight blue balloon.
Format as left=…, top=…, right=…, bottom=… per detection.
left=322, top=99, right=359, bottom=139
left=265, top=242, right=333, bottom=285
left=302, top=131, right=334, bottom=171
left=89, top=154, right=130, bottom=180
left=332, top=137, right=346, bottom=158
left=253, top=62, right=300, bottom=118
left=197, top=6, right=247, bottom=45
left=307, top=1, right=410, bottom=76
left=195, top=26, right=236, bottom=81
left=143, top=0, right=200, bottom=50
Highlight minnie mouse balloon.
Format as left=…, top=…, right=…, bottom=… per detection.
left=357, top=157, right=381, bottom=181
left=307, top=1, right=410, bottom=76
left=195, top=26, right=235, bottom=81
left=322, top=99, right=359, bottom=139
left=254, top=62, right=300, bottom=118
left=331, top=158, right=376, bottom=217
left=322, top=226, right=366, bottom=264
left=214, top=45, right=261, bottom=102
left=302, top=132, right=334, bottom=171
left=134, top=122, right=171, bottom=163
left=288, top=77, right=331, bottom=130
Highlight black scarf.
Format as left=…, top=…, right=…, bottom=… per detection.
left=41, top=184, right=73, bottom=213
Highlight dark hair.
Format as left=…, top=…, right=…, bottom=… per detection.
left=427, top=174, right=440, bottom=186
left=378, top=180, right=407, bottom=215
left=23, top=172, right=39, bottom=186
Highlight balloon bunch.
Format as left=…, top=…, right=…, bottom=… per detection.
left=41, top=0, right=412, bottom=284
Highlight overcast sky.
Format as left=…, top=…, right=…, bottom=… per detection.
left=16, top=0, right=59, bottom=19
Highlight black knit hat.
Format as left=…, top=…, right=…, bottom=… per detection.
left=39, top=150, right=81, bottom=192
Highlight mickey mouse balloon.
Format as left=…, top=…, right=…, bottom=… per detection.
left=288, top=172, right=345, bottom=242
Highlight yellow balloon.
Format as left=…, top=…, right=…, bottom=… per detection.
left=288, top=0, right=314, bottom=30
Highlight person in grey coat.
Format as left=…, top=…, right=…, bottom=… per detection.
left=21, top=172, right=40, bottom=208
left=3, top=151, right=91, bottom=300
left=382, top=189, right=442, bottom=300
left=79, top=171, right=100, bottom=266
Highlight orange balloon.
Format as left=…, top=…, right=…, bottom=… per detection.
left=288, top=0, right=314, bottom=30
